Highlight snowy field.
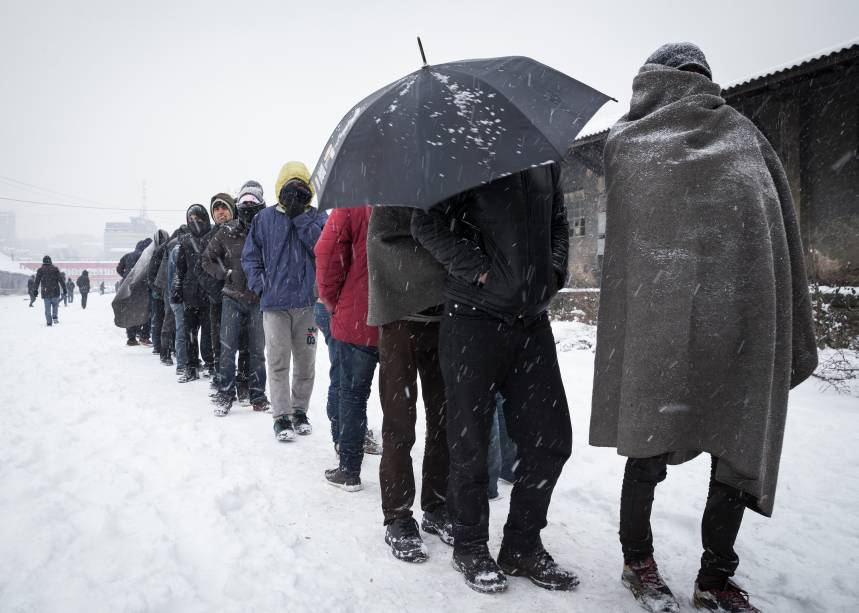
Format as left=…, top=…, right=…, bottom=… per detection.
left=1, top=294, right=857, bottom=613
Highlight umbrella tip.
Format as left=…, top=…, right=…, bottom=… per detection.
left=417, top=36, right=428, bottom=68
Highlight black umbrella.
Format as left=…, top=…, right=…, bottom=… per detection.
left=312, top=41, right=613, bottom=210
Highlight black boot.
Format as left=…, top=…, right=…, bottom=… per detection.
left=451, top=547, right=507, bottom=594
left=497, top=545, right=579, bottom=591
left=385, top=517, right=428, bottom=563
left=421, top=506, right=454, bottom=546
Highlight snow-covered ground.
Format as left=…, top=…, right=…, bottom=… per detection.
left=1, top=294, right=857, bottom=613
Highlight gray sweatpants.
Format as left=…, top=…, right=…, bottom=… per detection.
left=262, top=307, right=318, bottom=419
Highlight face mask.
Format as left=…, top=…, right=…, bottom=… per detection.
left=238, top=204, right=263, bottom=226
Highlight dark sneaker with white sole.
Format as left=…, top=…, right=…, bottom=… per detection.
left=324, top=467, right=362, bottom=492
left=421, top=507, right=454, bottom=546
left=451, top=547, right=507, bottom=594
left=178, top=367, right=199, bottom=383
left=385, top=517, right=428, bottom=563
left=621, top=557, right=679, bottom=612
left=363, top=429, right=382, bottom=455
left=273, top=415, right=295, bottom=441
left=211, top=392, right=234, bottom=417
left=693, top=580, right=761, bottom=613
left=497, top=546, right=579, bottom=591
left=293, top=411, right=312, bottom=435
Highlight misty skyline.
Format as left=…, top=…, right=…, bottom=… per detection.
left=1, top=0, right=857, bottom=241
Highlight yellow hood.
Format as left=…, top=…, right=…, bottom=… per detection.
left=275, top=161, right=314, bottom=201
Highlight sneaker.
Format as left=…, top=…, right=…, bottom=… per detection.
left=127, top=338, right=139, bottom=346
left=293, top=411, right=312, bottom=435
left=324, top=467, right=362, bottom=492
left=273, top=415, right=295, bottom=441
left=211, top=392, right=234, bottom=417
left=160, top=354, right=174, bottom=366
left=421, top=507, right=454, bottom=546
left=53, top=318, right=59, bottom=324
left=178, top=367, right=199, bottom=383
left=203, top=364, right=215, bottom=378
left=363, top=429, right=382, bottom=455
left=46, top=322, right=52, bottom=327
left=151, top=347, right=160, bottom=355
left=621, top=557, right=680, bottom=613
left=139, top=337, right=153, bottom=347
left=693, top=580, right=761, bottom=613
left=497, top=546, right=579, bottom=591
left=451, top=547, right=508, bottom=594
left=175, top=366, right=185, bottom=376
left=252, top=399, right=271, bottom=412
left=385, top=517, right=428, bottom=563
left=488, top=491, right=504, bottom=502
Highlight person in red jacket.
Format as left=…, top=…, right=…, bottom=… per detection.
left=315, top=206, right=379, bottom=492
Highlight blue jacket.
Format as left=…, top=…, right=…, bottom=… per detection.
left=241, top=205, right=327, bottom=312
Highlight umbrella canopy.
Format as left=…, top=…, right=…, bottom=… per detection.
left=312, top=54, right=612, bottom=210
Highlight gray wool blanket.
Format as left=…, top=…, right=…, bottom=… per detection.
left=589, top=64, right=818, bottom=516
left=367, top=206, right=446, bottom=326
left=112, top=242, right=154, bottom=328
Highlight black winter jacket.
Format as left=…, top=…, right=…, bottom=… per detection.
left=77, top=273, right=91, bottom=293
left=173, top=234, right=210, bottom=309
left=195, top=226, right=225, bottom=304
left=201, top=220, right=258, bottom=304
left=411, top=164, right=569, bottom=324
left=34, top=264, right=66, bottom=299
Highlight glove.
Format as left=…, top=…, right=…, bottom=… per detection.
left=279, top=180, right=312, bottom=219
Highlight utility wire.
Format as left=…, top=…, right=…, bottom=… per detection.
left=0, top=195, right=181, bottom=213
left=0, top=174, right=118, bottom=209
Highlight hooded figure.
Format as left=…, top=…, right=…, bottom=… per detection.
left=112, top=238, right=156, bottom=334
left=588, top=43, right=818, bottom=612
left=77, top=270, right=91, bottom=308
left=34, top=255, right=66, bottom=325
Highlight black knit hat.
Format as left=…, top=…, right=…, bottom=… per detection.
left=42, top=255, right=52, bottom=264
left=645, top=42, right=712, bottom=79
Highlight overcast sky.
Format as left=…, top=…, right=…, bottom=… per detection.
left=1, top=0, right=856, bottom=241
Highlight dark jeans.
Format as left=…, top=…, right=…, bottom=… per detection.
left=29, top=293, right=37, bottom=307
left=218, top=296, right=267, bottom=403
left=161, top=299, right=175, bottom=359
left=151, top=297, right=165, bottom=352
left=620, top=455, right=747, bottom=590
left=487, top=394, right=518, bottom=497
left=332, top=338, right=378, bottom=476
left=209, top=300, right=222, bottom=376
left=314, top=302, right=342, bottom=444
left=439, top=303, right=571, bottom=554
left=237, top=321, right=250, bottom=387
left=184, top=305, right=213, bottom=370
left=80, top=291, right=88, bottom=309
left=43, top=297, right=60, bottom=323
left=378, top=320, right=448, bottom=524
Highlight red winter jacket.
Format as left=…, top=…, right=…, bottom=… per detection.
left=314, top=207, right=378, bottom=347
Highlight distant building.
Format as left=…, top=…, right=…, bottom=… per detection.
left=562, top=43, right=859, bottom=287
left=0, top=210, right=16, bottom=243
left=103, top=216, right=156, bottom=260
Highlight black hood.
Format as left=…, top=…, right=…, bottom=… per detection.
left=135, top=238, right=152, bottom=252
left=186, top=204, right=212, bottom=237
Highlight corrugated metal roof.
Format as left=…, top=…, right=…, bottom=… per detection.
left=724, top=39, right=859, bottom=95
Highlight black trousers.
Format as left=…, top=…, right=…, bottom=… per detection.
left=184, top=305, right=211, bottom=370
left=161, top=299, right=175, bottom=359
left=378, top=320, right=448, bottom=525
left=439, top=303, right=571, bottom=554
left=237, top=320, right=249, bottom=384
left=80, top=291, right=88, bottom=309
left=209, top=300, right=222, bottom=372
left=151, top=297, right=165, bottom=352
left=619, top=455, right=748, bottom=590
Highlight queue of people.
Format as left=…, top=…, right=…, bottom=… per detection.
left=101, top=43, right=818, bottom=613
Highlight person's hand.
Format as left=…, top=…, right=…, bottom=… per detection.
left=279, top=180, right=312, bottom=219
left=477, top=271, right=489, bottom=287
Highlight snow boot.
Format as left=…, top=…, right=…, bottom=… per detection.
left=497, top=545, right=579, bottom=591
left=273, top=415, right=295, bottom=441
left=621, top=557, right=680, bottom=612
left=324, top=467, right=362, bottom=492
left=385, top=517, right=428, bottom=563
left=212, top=392, right=234, bottom=417
left=363, top=429, right=383, bottom=455
left=293, top=411, right=312, bottom=435
left=693, top=580, right=761, bottom=613
left=421, top=507, right=454, bottom=546
left=451, top=547, right=508, bottom=594
left=178, top=367, right=199, bottom=383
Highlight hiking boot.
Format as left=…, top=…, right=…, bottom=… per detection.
left=693, top=580, right=761, bottom=613
left=293, top=411, right=312, bottom=435
left=211, top=392, right=234, bottom=417
left=363, top=429, right=382, bottom=455
left=127, top=337, right=139, bottom=346
left=385, top=517, right=428, bottom=563
left=178, top=367, right=199, bottom=383
left=273, top=415, right=295, bottom=441
left=497, top=546, right=579, bottom=591
left=621, top=557, right=680, bottom=612
left=451, top=547, right=507, bottom=594
left=252, top=399, right=271, bottom=412
left=421, top=507, right=454, bottom=546
left=324, top=467, right=362, bottom=492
